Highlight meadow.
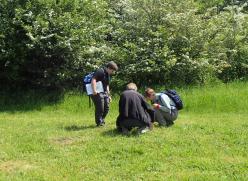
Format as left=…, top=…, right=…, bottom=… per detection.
left=0, top=82, right=247, bottom=180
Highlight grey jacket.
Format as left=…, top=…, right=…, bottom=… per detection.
left=154, top=93, right=177, bottom=113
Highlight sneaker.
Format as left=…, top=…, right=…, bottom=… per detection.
left=139, top=127, right=150, bottom=134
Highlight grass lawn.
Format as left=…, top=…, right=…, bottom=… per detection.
left=0, top=82, right=248, bottom=180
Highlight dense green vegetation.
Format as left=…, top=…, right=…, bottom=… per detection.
left=0, top=81, right=247, bottom=180
left=1, top=1, right=248, bottom=180
left=1, top=0, right=248, bottom=90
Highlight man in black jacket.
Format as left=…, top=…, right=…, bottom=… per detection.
left=116, top=83, right=154, bottom=134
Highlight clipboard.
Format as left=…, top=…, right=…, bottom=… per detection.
left=85, top=81, right=104, bottom=95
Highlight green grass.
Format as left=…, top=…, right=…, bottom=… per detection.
left=0, top=82, right=248, bottom=180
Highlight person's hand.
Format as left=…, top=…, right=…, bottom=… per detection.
left=153, top=103, right=160, bottom=109
left=93, top=91, right=98, bottom=95
left=109, top=96, right=112, bottom=103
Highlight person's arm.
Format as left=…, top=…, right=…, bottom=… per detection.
left=106, top=85, right=112, bottom=102
left=106, top=85, right=110, bottom=95
left=144, top=101, right=155, bottom=123
left=91, top=78, right=97, bottom=95
left=141, top=96, right=154, bottom=129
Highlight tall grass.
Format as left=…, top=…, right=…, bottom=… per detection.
left=0, top=81, right=247, bottom=180
left=181, top=81, right=248, bottom=113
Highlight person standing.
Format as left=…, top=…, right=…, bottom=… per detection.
left=91, top=61, right=118, bottom=126
left=145, top=88, right=178, bottom=127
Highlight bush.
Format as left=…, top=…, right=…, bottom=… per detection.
left=1, top=0, right=248, bottom=90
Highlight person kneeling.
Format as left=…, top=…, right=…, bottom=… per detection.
left=116, top=83, right=153, bottom=134
left=145, top=88, right=178, bottom=127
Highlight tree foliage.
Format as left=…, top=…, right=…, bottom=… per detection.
left=0, top=0, right=248, bottom=90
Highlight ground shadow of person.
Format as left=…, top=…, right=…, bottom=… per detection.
left=64, top=124, right=96, bottom=131
left=101, top=128, right=144, bottom=137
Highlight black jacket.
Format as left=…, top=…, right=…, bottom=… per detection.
left=117, top=90, right=154, bottom=124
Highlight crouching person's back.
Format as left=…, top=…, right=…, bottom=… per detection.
left=116, top=83, right=153, bottom=134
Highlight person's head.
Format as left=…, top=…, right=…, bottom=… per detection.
left=145, top=88, right=156, bottom=101
left=126, top=83, right=137, bottom=91
left=106, top=61, right=118, bottom=75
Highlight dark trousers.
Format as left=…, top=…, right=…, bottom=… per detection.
left=116, top=117, right=148, bottom=132
left=91, top=93, right=109, bottom=125
left=155, top=109, right=178, bottom=126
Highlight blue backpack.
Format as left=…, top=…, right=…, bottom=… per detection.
left=163, top=89, right=183, bottom=110
left=83, top=72, right=95, bottom=107
left=83, top=72, right=94, bottom=85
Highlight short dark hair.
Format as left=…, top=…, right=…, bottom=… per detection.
left=106, top=61, right=118, bottom=71
left=144, top=88, right=155, bottom=98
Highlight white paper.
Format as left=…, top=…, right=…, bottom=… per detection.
left=85, top=81, right=104, bottom=95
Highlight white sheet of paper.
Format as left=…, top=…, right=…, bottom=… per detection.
left=85, top=81, right=104, bottom=95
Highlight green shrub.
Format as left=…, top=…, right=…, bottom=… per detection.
left=1, top=0, right=248, bottom=90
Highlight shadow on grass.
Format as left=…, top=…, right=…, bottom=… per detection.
left=64, top=124, right=96, bottom=131
left=0, top=88, right=64, bottom=112
left=102, top=128, right=142, bottom=137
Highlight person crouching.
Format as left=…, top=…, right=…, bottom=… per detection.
left=116, top=83, right=153, bottom=134
left=145, top=88, right=178, bottom=127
